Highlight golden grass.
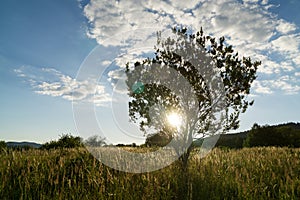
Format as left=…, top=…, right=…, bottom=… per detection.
left=0, top=147, right=299, bottom=199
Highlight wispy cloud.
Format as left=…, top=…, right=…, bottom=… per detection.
left=15, top=66, right=111, bottom=106
left=83, top=0, right=300, bottom=95
left=252, top=75, right=300, bottom=95
left=15, top=0, right=300, bottom=107
left=252, top=81, right=273, bottom=94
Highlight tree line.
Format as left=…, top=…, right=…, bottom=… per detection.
left=1, top=122, right=299, bottom=151
left=41, top=134, right=107, bottom=150
left=243, top=123, right=300, bottom=148
left=213, top=122, right=300, bottom=149
left=0, top=134, right=107, bottom=151
left=144, top=122, right=300, bottom=149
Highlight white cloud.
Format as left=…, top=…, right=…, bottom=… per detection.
left=276, top=19, right=297, bottom=34
left=253, top=76, right=300, bottom=95
left=82, top=0, right=300, bottom=95
left=280, top=62, right=294, bottom=72
left=293, top=56, right=300, bottom=66
left=108, top=69, right=125, bottom=81
left=252, top=80, right=273, bottom=94
left=101, top=60, right=112, bottom=66
left=107, top=68, right=130, bottom=95
left=257, top=59, right=281, bottom=74
left=261, top=0, right=269, bottom=5
left=271, top=34, right=300, bottom=53
left=269, top=77, right=300, bottom=95
left=84, top=0, right=172, bottom=47
left=14, top=69, right=26, bottom=77
left=15, top=66, right=112, bottom=106
left=180, top=0, right=276, bottom=43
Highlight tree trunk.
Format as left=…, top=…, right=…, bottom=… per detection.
left=178, top=145, right=193, bottom=200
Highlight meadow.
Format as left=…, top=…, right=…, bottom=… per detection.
left=0, top=147, right=299, bottom=199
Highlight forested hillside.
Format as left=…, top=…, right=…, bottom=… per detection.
left=195, top=122, right=300, bottom=148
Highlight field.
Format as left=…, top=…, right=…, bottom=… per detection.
left=0, top=147, right=299, bottom=199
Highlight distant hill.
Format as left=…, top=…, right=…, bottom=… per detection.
left=272, top=122, right=300, bottom=130
left=193, top=132, right=248, bottom=149
left=194, top=122, right=300, bottom=148
left=6, top=141, right=42, bottom=149
left=215, top=131, right=248, bottom=148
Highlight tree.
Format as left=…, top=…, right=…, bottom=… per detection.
left=58, top=134, right=83, bottom=148
left=145, top=129, right=172, bottom=147
left=125, top=27, right=260, bottom=198
left=41, top=134, right=83, bottom=149
left=244, top=123, right=300, bottom=147
left=84, top=135, right=106, bottom=147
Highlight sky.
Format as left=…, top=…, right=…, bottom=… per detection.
left=0, top=0, right=299, bottom=145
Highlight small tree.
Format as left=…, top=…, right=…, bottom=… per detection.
left=58, top=134, right=83, bottom=148
left=84, top=135, right=106, bottom=147
left=126, top=27, right=259, bottom=159
left=42, top=134, right=83, bottom=149
left=145, top=130, right=172, bottom=147
left=125, top=27, right=260, bottom=198
left=243, top=123, right=261, bottom=147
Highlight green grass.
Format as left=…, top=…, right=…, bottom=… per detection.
left=0, top=147, right=299, bottom=199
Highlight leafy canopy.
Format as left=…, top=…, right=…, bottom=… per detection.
left=125, top=27, right=260, bottom=146
left=41, top=134, right=83, bottom=150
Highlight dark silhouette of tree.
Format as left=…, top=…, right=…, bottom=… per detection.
left=145, top=129, right=172, bottom=147
left=84, top=135, right=106, bottom=147
left=41, top=134, right=83, bottom=150
left=131, top=143, right=137, bottom=147
left=244, top=123, right=300, bottom=147
left=116, top=143, right=138, bottom=147
left=125, top=27, right=260, bottom=199
left=215, top=132, right=247, bottom=149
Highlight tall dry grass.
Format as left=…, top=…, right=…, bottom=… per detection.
left=0, top=147, right=299, bottom=199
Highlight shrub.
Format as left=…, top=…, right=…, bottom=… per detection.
left=41, top=134, right=83, bottom=150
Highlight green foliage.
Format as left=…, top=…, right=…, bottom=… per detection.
left=244, top=123, right=300, bottom=147
left=145, top=130, right=172, bottom=147
left=0, top=147, right=299, bottom=199
left=84, top=135, right=106, bottom=147
left=126, top=27, right=260, bottom=148
left=0, top=141, right=6, bottom=152
left=215, top=132, right=247, bottom=149
left=126, top=28, right=260, bottom=198
left=41, top=134, right=83, bottom=150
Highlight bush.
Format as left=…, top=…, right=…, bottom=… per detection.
left=84, top=135, right=106, bottom=147
left=145, top=131, right=172, bottom=147
left=41, top=134, right=83, bottom=150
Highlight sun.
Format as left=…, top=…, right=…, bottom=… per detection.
left=167, top=112, right=182, bottom=128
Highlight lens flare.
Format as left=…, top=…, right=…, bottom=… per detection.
left=167, top=112, right=182, bottom=128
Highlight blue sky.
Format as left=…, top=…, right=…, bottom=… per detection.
left=0, top=0, right=299, bottom=144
